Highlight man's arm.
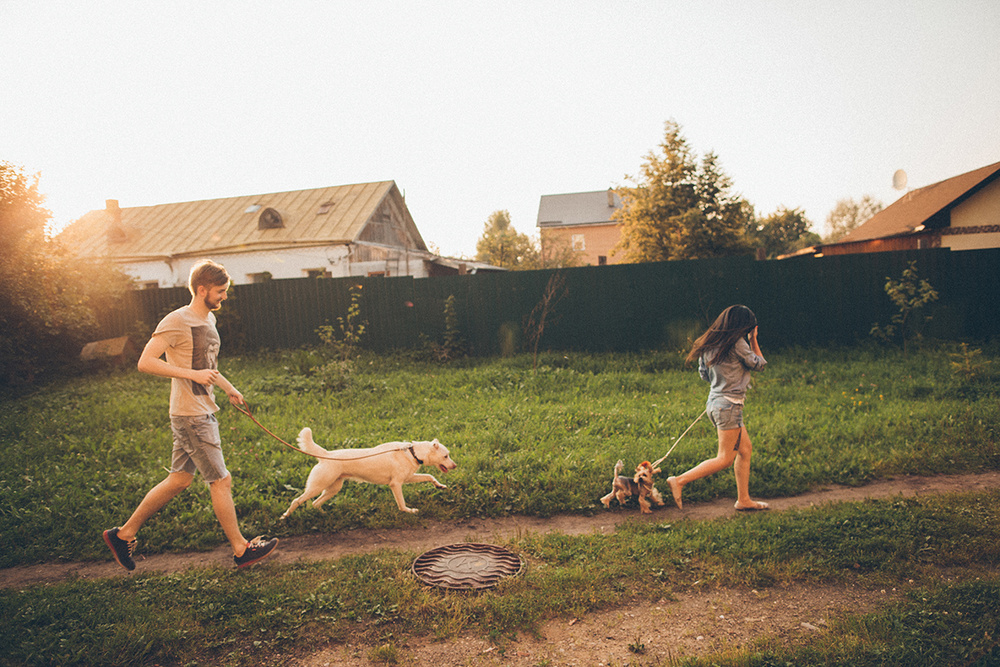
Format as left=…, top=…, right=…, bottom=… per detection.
left=137, top=334, right=219, bottom=387
left=214, top=371, right=245, bottom=406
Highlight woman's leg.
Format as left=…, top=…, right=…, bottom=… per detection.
left=733, top=426, right=768, bottom=510
left=666, top=427, right=740, bottom=509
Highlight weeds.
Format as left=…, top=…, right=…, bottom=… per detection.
left=420, top=294, right=466, bottom=362
left=870, top=260, right=939, bottom=353
left=316, top=283, right=367, bottom=362
left=950, top=342, right=992, bottom=382
left=523, top=272, right=568, bottom=369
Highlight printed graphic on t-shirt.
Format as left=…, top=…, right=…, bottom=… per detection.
left=189, top=325, right=220, bottom=396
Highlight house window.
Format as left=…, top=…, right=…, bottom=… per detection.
left=249, top=272, right=272, bottom=283
left=141, top=281, right=159, bottom=290
left=368, top=271, right=388, bottom=277
left=572, top=234, right=586, bottom=251
left=598, top=255, right=607, bottom=266
left=258, top=208, right=283, bottom=230
left=305, top=268, right=331, bottom=279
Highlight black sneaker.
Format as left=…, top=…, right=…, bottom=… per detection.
left=103, top=527, right=137, bottom=571
left=234, top=537, right=278, bottom=569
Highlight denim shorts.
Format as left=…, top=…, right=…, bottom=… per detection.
left=169, top=413, right=229, bottom=483
left=706, top=396, right=744, bottom=431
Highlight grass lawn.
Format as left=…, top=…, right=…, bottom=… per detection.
left=1, top=344, right=998, bottom=665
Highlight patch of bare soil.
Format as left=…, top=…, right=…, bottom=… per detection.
left=4, top=471, right=999, bottom=666
left=299, top=581, right=905, bottom=667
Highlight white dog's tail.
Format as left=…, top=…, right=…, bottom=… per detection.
left=296, top=428, right=327, bottom=457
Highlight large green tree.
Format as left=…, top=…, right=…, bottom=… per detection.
left=749, top=206, right=821, bottom=259
left=613, top=120, right=753, bottom=262
left=474, top=210, right=540, bottom=270
left=824, top=195, right=883, bottom=242
left=0, top=161, right=131, bottom=385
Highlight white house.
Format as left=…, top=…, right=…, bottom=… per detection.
left=59, top=181, right=495, bottom=287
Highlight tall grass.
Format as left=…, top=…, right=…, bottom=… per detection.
left=1, top=344, right=998, bottom=568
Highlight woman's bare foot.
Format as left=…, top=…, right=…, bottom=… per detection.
left=734, top=500, right=770, bottom=512
left=666, top=476, right=683, bottom=509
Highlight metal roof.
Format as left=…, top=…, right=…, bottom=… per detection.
left=536, top=189, right=622, bottom=228
left=58, top=180, right=427, bottom=261
left=839, top=160, right=1000, bottom=243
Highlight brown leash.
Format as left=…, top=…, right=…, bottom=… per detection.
left=651, top=409, right=707, bottom=468
left=232, top=401, right=417, bottom=462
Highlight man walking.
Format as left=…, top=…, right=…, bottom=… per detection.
left=103, top=259, right=277, bottom=570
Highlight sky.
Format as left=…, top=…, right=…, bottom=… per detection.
left=3, top=1, right=999, bottom=258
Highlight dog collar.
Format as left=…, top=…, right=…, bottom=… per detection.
left=407, top=446, right=424, bottom=465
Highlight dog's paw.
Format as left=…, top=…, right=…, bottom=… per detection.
left=433, top=482, right=448, bottom=489
left=403, top=507, right=419, bottom=514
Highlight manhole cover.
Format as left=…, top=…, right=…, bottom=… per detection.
left=412, top=543, right=523, bottom=590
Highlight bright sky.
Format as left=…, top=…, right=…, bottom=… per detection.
left=3, top=1, right=998, bottom=258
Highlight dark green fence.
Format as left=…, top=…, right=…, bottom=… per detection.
left=98, top=248, right=1000, bottom=355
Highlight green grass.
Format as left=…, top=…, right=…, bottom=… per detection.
left=1, top=490, right=999, bottom=666
left=2, top=344, right=1000, bottom=665
left=1, top=344, right=999, bottom=567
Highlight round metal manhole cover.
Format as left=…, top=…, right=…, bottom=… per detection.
left=412, top=543, right=523, bottom=590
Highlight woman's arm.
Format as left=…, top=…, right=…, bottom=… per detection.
left=749, top=326, right=765, bottom=360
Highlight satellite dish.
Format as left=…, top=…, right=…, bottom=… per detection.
left=892, top=169, right=908, bottom=191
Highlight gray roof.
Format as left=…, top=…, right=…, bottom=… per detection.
left=536, top=189, right=622, bottom=228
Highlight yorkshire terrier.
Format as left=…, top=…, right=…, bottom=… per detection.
left=600, top=459, right=665, bottom=514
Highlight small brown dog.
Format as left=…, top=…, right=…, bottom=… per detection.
left=600, top=459, right=665, bottom=514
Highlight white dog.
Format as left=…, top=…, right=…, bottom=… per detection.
left=280, top=427, right=458, bottom=518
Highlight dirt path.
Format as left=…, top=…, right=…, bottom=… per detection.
left=4, top=471, right=999, bottom=590
left=5, top=471, right=999, bottom=666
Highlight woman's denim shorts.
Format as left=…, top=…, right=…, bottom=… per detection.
left=706, top=396, right=744, bottom=431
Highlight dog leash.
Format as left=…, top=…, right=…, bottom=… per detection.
left=232, top=400, right=417, bottom=462
left=651, top=409, right=707, bottom=469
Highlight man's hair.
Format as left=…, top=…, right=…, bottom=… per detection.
left=188, top=260, right=230, bottom=296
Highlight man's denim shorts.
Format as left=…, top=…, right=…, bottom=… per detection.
left=706, top=396, right=744, bottom=431
left=169, top=413, right=229, bottom=483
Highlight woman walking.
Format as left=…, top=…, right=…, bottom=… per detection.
left=667, top=305, right=769, bottom=511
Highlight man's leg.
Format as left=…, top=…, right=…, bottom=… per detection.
left=209, top=474, right=249, bottom=556
left=117, top=471, right=193, bottom=542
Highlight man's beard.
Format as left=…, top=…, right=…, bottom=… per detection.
left=204, top=296, right=223, bottom=311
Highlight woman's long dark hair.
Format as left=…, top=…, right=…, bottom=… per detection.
left=686, top=305, right=758, bottom=367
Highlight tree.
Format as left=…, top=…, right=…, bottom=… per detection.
left=748, top=206, right=821, bottom=259
left=537, top=232, right=581, bottom=270
left=0, top=161, right=132, bottom=385
left=612, top=120, right=753, bottom=263
left=824, top=195, right=883, bottom=242
left=475, top=210, right=540, bottom=270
